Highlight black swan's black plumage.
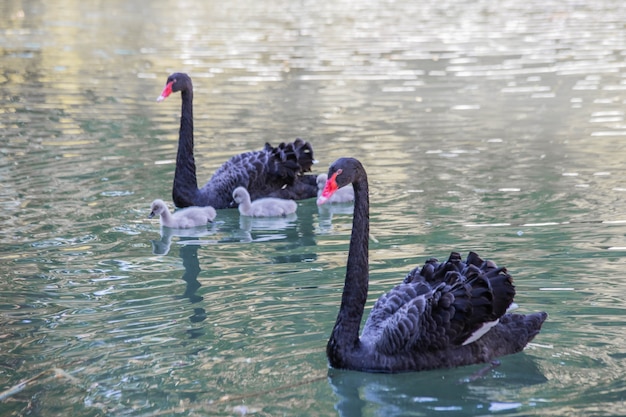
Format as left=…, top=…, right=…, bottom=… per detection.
left=317, top=157, right=547, bottom=373
left=157, top=72, right=318, bottom=209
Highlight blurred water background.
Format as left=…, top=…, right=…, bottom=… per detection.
left=1, top=0, right=626, bottom=415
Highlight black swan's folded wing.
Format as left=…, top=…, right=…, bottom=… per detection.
left=192, top=138, right=318, bottom=208
left=362, top=252, right=516, bottom=355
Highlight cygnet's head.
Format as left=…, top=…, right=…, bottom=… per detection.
left=317, top=174, right=328, bottom=190
left=203, top=206, right=218, bottom=222
left=149, top=199, right=168, bottom=218
left=232, top=187, right=249, bottom=204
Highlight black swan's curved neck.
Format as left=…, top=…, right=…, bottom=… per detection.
left=173, top=88, right=199, bottom=207
left=329, top=171, right=370, bottom=350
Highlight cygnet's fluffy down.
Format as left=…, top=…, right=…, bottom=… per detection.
left=232, top=186, right=297, bottom=217
left=317, top=174, right=354, bottom=203
left=149, top=199, right=216, bottom=228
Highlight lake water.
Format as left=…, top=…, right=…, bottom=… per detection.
left=2, top=0, right=626, bottom=415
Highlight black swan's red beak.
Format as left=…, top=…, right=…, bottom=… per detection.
left=157, top=81, right=174, bottom=102
left=317, top=171, right=340, bottom=205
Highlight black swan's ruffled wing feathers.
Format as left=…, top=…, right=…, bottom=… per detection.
left=362, top=252, right=516, bottom=355
left=261, top=138, right=318, bottom=200
left=267, top=138, right=315, bottom=180
left=196, top=138, right=318, bottom=208
left=361, top=281, right=448, bottom=354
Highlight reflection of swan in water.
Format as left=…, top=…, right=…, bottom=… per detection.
left=150, top=224, right=218, bottom=255
left=234, top=212, right=299, bottom=243
left=176, top=239, right=204, bottom=303
left=241, top=202, right=320, bottom=263
left=177, top=239, right=208, bottom=339
left=317, top=203, right=354, bottom=233
left=328, top=354, right=547, bottom=417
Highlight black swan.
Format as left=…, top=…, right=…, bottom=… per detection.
left=317, top=173, right=354, bottom=203
left=157, top=72, right=318, bottom=209
left=317, top=157, right=547, bottom=373
left=149, top=199, right=216, bottom=228
left=232, top=186, right=298, bottom=217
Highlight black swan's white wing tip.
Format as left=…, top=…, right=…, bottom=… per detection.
left=460, top=303, right=520, bottom=346
left=507, top=302, right=519, bottom=313
left=461, top=320, right=500, bottom=346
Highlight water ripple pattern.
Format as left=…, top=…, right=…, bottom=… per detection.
left=1, top=0, right=626, bottom=415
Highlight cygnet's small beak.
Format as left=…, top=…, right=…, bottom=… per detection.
left=148, top=212, right=156, bottom=219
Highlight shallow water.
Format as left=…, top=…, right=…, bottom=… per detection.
left=2, top=0, right=626, bottom=415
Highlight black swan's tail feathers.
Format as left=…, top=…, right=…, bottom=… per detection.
left=521, top=311, right=548, bottom=341
left=489, top=312, right=548, bottom=356
left=524, top=311, right=548, bottom=343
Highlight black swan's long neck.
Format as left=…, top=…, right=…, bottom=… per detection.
left=329, top=173, right=370, bottom=350
left=172, top=88, right=199, bottom=207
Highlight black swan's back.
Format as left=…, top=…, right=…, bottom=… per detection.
left=175, top=137, right=318, bottom=209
